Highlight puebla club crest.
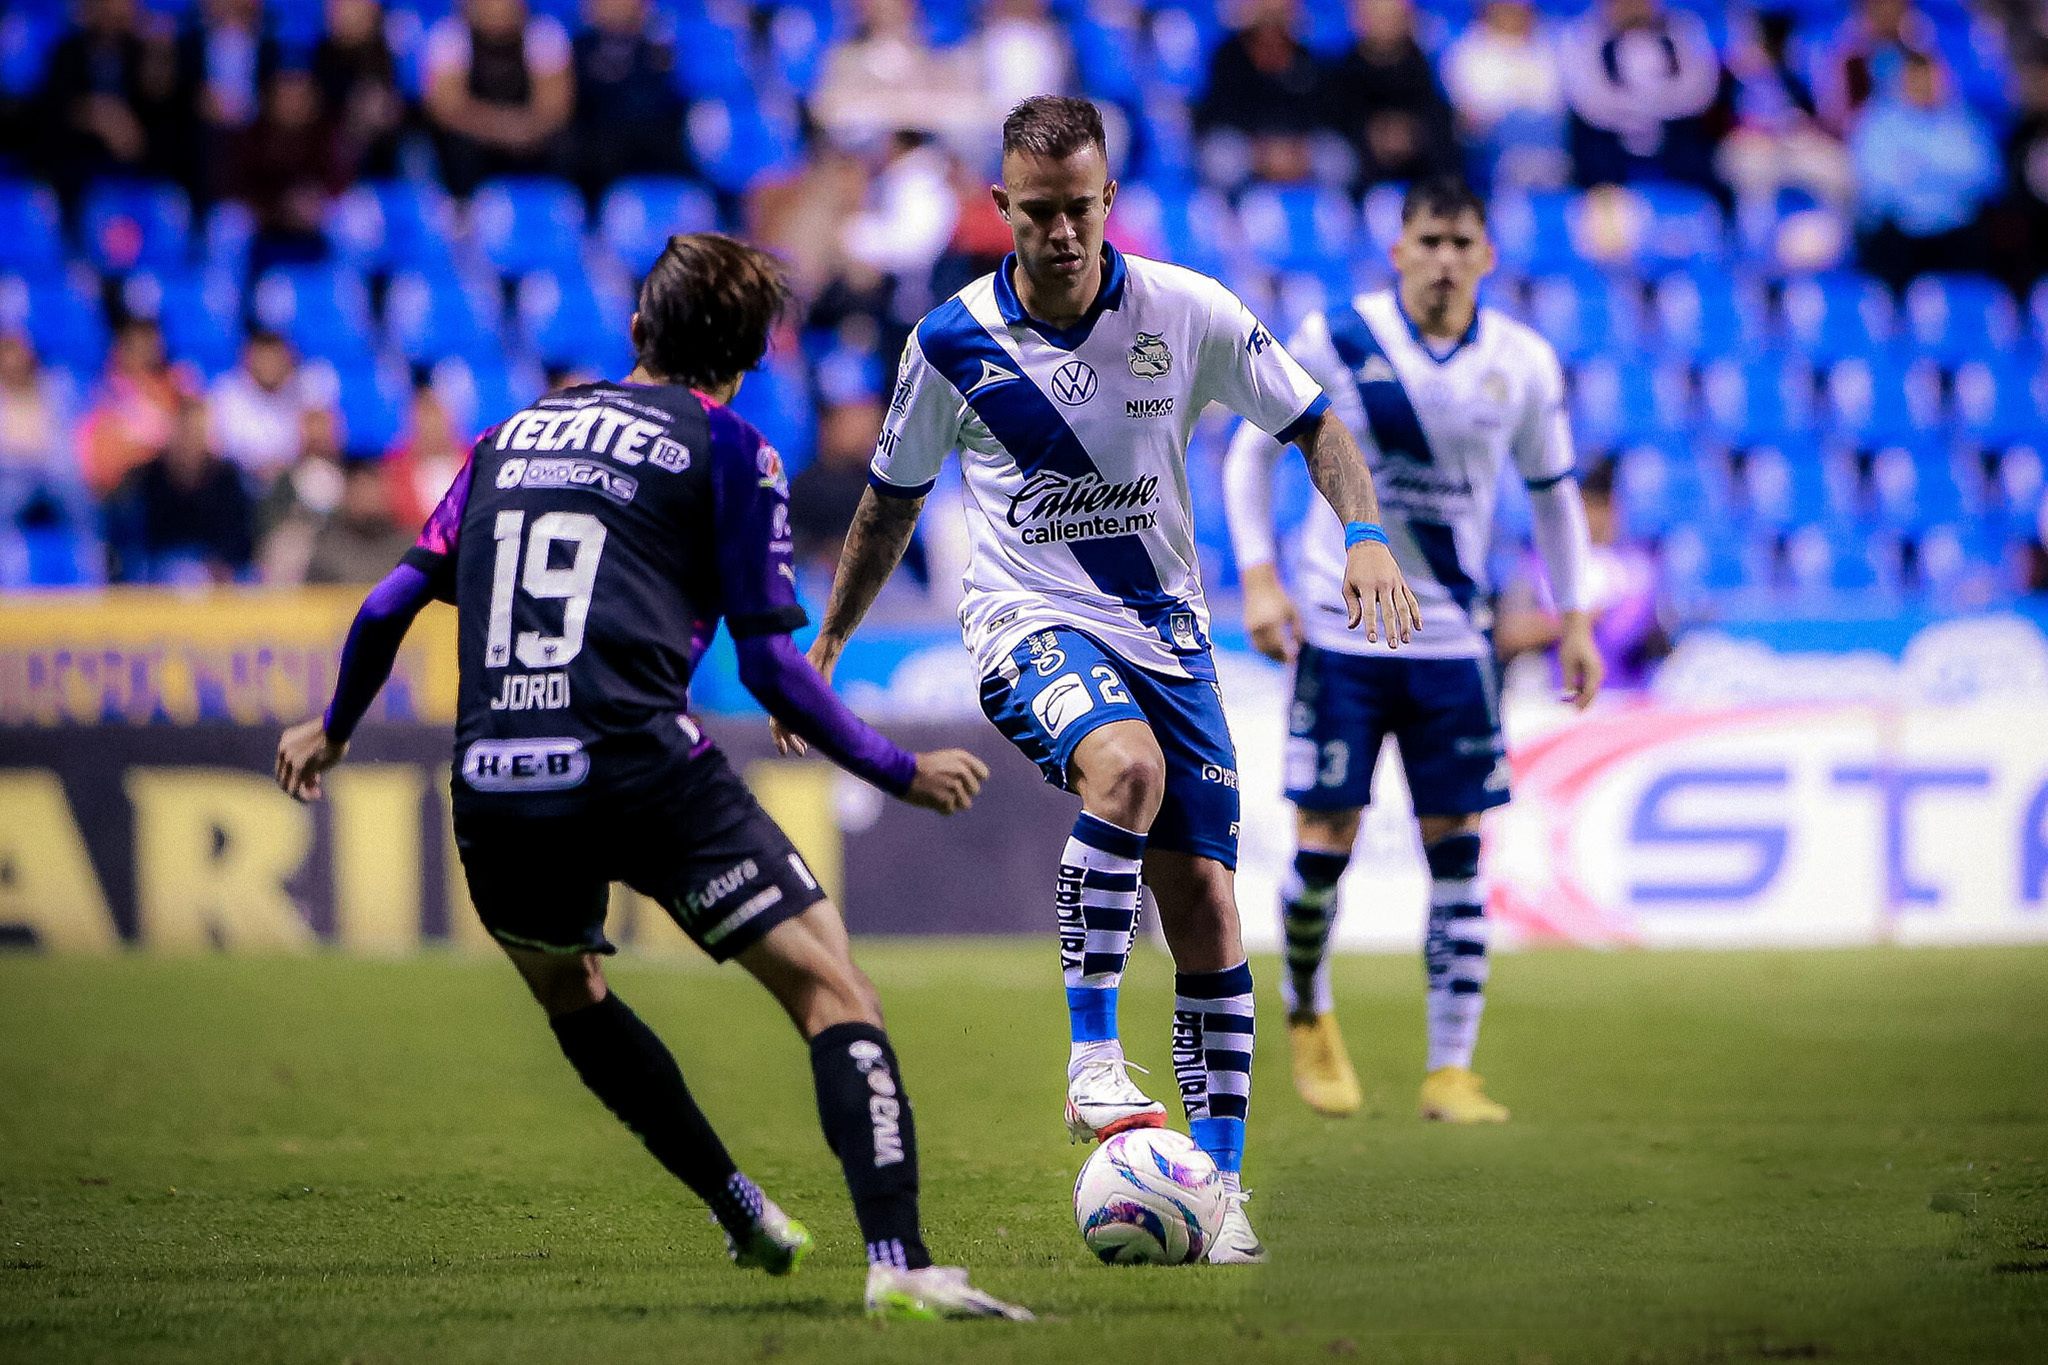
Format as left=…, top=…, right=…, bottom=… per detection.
left=1128, top=331, right=1172, bottom=380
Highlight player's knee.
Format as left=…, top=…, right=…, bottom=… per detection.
left=1298, top=807, right=1361, bottom=852
left=1091, top=746, right=1166, bottom=826
left=803, top=959, right=884, bottom=1035
left=512, top=950, right=609, bottom=1017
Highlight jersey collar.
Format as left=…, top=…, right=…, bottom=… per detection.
left=994, top=243, right=1129, bottom=352
left=1392, top=288, right=1481, bottom=364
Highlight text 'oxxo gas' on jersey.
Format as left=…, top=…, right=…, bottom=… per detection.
left=1226, top=290, right=1585, bottom=661
left=404, top=381, right=806, bottom=816
left=870, top=243, right=1329, bottom=681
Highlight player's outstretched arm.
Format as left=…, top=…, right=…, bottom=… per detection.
left=736, top=631, right=986, bottom=813
left=1296, top=411, right=1422, bottom=646
left=276, top=561, right=438, bottom=802
left=771, top=487, right=925, bottom=756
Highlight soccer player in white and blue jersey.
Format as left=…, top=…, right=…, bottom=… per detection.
left=1222, top=176, right=1602, bottom=1125
left=777, top=96, right=1417, bottom=1263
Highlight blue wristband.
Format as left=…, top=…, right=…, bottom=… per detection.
left=1344, top=521, right=1389, bottom=549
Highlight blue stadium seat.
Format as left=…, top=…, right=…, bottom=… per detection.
left=1147, top=4, right=1222, bottom=94
left=1109, top=181, right=1237, bottom=276
left=0, top=180, right=65, bottom=273
left=686, top=94, right=800, bottom=193
left=1779, top=272, right=1894, bottom=360
left=516, top=269, right=634, bottom=375
left=1489, top=190, right=1578, bottom=275
left=80, top=180, right=192, bottom=273
left=1914, top=521, right=2007, bottom=599
left=1631, top=182, right=1728, bottom=269
left=1701, top=356, right=1817, bottom=439
left=202, top=200, right=255, bottom=275
left=726, top=349, right=814, bottom=469
left=1649, top=269, right=1764, bottom=359
left=251, top=263, right=377, bottom=364
left=123, top=267, right=242, bottom=375
left=1866, top=441, right=1965, bottom=530
left=2031, top=278, right=2048, bottom=350
left=765, top=4, right=829, bottom=97
left=0, top=271, right=107, bottom=373
left=1950, top=356, right=2044, bottom=445
left=599, top=177, right=718, bottom=275
left=1732, top=442, right=1829, bottom=531
left=1991, top=442, right=2044, bottom=521
left=1069, top=8, right=1145, bottom=105
left=1783, top=521, right=1884, bottom=594
left=1822, top=354, right=1942, bottom=443
left=1613, top=442, right=1713, bottom=536
left=1571, top=355, right=1691, bottom=446
left=0, top=7, right=65, bottom=101
left=471, top=177, right=587, bottom=277
left=1658, top=521, right=1749, bottom=594
left=316, top=358, right=408, bottom=454
left=327, top=180, right=459, bottom=273
left=1236, top=184, right=1355, bottom=273
left=1526, top=271, right=1642, bottom=361
left=383, top=267, right=501, bottom=364
left=1903, top=273, right=2022, bottom=365
left=671, top=14, right=756, bottom=100
left=428, top=353, right=543, bottom=435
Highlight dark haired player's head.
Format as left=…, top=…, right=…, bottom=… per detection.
left=994, top=95, right=1118, bottom=315
left=629, top=233, right=792, bottom=399
left=1392, top=174, right=1495, bottom=338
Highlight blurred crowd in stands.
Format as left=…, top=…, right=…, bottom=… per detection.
left=0, top=0, right=2045, bottom=638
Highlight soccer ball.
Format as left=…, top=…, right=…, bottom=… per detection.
left=1073, top=1128, right=1225, bottom=1265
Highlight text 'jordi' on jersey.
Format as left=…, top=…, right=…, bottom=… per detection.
left=401, top=381, right=807, bottom=813
left=868, top=243, right=1330, bottom=681
left=1224, top=290, right=1589, bottom=663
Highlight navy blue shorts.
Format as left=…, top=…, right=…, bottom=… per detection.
left=454, top=747, right=826, bottom=962
left=1283, top=644, right=1511, bottom=817
left=979, top=627, right=1241, bottom=868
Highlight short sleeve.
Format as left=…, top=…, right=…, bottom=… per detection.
left=1195, top=278, right=1329, bottom=444
left=1510, top=336, right=1575, bottom=489
left=422, top=17, right=470, bottom=84
left=707, top=405, right=809, bottom=640
left=867, top=330, right=963, bottom=498
left=525, top=17, right=572, bottom=76
left=398, top=451, right=474, bottom=603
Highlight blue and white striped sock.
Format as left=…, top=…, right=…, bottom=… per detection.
left=1423, top=833, right=1489, bottom=1072
left=1058, top=813, right=1147, bottom=1055
left=1173, top=961, right=1255, bottom=1175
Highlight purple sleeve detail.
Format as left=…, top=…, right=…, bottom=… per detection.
left=322, top=562, right=437, bottom=743
left=706, top=403, right=808, bottom=638
left=733, top=633, right=917, bottom=797
left=415, top=452, right=474, bottom=560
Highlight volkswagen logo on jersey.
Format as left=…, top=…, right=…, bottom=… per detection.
left=1051, top=359, right=1098, bottom=406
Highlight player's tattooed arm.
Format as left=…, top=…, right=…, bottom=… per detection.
left=1296, top=409, right=1380, bottom=526
left=1294, top=411, right=1423, bottom=645
left=810, top=487, right=926, bottom=676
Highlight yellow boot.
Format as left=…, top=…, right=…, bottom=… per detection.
left=1419, top=1066, right=1509, bottom=1123
left=1287, top=1013, right=1362, bottom=1116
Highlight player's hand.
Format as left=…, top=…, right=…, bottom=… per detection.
left=903, top=748, right=989, bottom=815
left=1557, top=611, right=1604, bottom=712
left=276, top=718, right=347, bottom=803
left=1342, top=540, right=1421, bottom=646
left=771, top=639, right=843, bottom=756
left=1240, top=563, right=1303, bottom=664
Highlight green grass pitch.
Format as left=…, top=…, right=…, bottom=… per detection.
left=2, top=942, right=2044, bottom=1364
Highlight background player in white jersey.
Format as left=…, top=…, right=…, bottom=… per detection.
left=1221, top=176, right=1602, bottom=1124
left=775, top=96, right=1418, bottom=1264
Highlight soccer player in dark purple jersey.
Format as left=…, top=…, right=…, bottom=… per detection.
left=274, top=234, right=1030, bottom=1323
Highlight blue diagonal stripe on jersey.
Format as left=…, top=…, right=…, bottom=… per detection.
left=1405, top=518, right=1477, bottom=613
left=1326, top=302, right=1435, bottom=466
left=915, top=298, right=1176, bottom=620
